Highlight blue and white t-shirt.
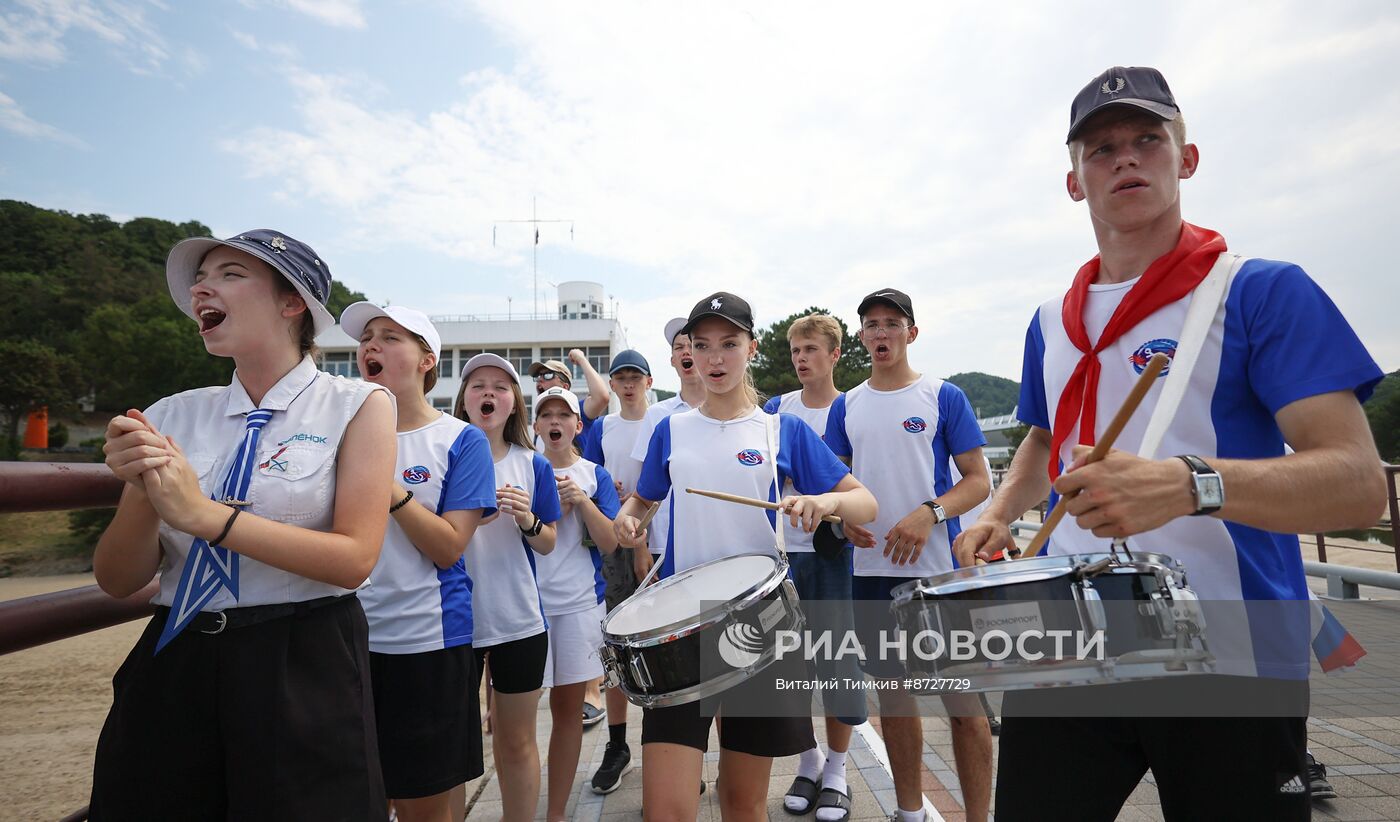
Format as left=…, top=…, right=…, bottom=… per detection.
left=826, top=375, right=987, bottom=579
left=464, top=445, right=562, bottom=647
left=582, top=413, right=647, bottom=497
left=1019, top=257, right=1381, bottom=677
left=636, top=408, right=849, bottom=579
left=764, top=391, right=839, bottom=553
left=534, top=457, right=622, bottom=616
left=630, top=396, right=692, bottom=555
left=360, top=414, right=497, bottom=654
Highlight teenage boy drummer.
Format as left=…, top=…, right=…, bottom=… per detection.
left=825, top=289, right=994, bottom=822
left=954, top=66, right=1386, bottom=820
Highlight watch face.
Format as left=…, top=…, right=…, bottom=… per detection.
left=1198, top=475, right=1224, bottom=507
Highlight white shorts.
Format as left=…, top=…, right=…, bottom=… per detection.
left=542, top=602, right=606, bottom=688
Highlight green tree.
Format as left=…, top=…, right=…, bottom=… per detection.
left=1366, top=371, right=1400, bottom=463
left=80, top=297, right=235, bottom=412
left=0, top=339, right=82, bottom=458
left=327, top=280, right=369, bottom=320
left=947, top=371, right=1020, bottom=418
left=752, top=308, right=870, bottom=397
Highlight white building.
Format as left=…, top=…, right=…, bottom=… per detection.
left=315, top=280, right=626, bottom=414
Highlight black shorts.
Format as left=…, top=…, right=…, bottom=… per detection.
left=89, top=595, right=385, bottom=821
left=369, top=644, right=483, bottom=798
left=995, top=678, right=1310, bottom=821
left=640, top=654, right=816, bottom=757
left=473, top=631, right=548, bottom=694
left=602, top=548, right=639, bottom=611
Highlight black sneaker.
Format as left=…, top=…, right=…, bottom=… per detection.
left=591, top=740, right=633, bottom=794
left=1306, top=752, right=1337, bottom=800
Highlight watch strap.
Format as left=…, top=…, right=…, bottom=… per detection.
left=1176, top=455, right=1222, bottom=515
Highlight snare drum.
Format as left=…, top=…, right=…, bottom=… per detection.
left=890, top=551, right=1211, bottom=693
left=599, top=553, right=803, bottom=708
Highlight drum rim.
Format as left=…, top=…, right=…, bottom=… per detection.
left=602, top=552, right=790, bottom=644
left=891, top=551, right=1186, bottom=601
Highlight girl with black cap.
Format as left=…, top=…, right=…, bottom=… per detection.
left=613, top=291, right=878, bottom=822
left=90, top=230, right=396, bottom=820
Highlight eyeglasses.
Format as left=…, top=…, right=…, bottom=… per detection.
left=536, top=372, right=564, bottom=383
left=861, top=320, right=909, bottom=336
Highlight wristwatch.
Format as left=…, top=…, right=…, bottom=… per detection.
left=921, top=500, right=948, bottom=524
left=520, top=514, right=544, bottom=537
left=1176, top=455, right=1224, bottom=516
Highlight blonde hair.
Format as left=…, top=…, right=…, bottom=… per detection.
left=453, top=373, right=534, bottom=450
left=1069, top=112, right=1187, bottom=171
left=787, top=313, right=842, bottom=352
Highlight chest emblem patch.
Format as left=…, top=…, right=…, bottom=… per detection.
left=403, top=466, right=432, bottom=484
left=903, top=417, right=927, bottom=433
left=1130, top=338, right=1177, bottom=376
left=736, top=449, right=764, bottom=466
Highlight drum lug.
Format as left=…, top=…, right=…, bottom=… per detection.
left=1072, top=579, right=1107, bottom=634
left=629, top=652, right=654, bottom=691
left=599, top=646, right=621, bottom=689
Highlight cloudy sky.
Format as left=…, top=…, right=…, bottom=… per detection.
left=3, top=0, right=1397, bottom=390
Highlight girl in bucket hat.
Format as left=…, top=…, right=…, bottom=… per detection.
left=89, top=230, right=396, bottom=820
left=342, top=302, right=498, bottom=821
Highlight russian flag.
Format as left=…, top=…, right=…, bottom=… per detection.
left=1310, top=598, right=1366, bottom=673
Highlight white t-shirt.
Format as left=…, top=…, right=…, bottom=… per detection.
left=763, top=390, right=839, bottom=553
left=360, top=414, right=497, bottom=654
left=464, top=445, right=562, bottom=647
left=582, top=413, right=647, bottom=496
left=534, top=457, right=622, bottom=616
left=629, top=396, right=691, bottom=555
left=825, top=375, right=987, bottom=579
left=1019, top=257, right=1383, bottom=678
left=145, top=356, right=386, bottom=609
left=636, top=408, right=849, bottom=578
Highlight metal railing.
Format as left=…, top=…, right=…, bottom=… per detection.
left=0, top=462, right=145, bottom=822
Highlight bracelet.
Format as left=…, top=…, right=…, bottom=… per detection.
left=390, top=489, right=414, bottom=513
left=210, top=507, right=240, bottom=546
left=520, top=514, right=544, bottom=537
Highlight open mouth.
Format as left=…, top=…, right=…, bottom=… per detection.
left=876, top=344, right=890, bottom=356
left=707, top=370, right=726, bottom=380
left=548, top=430, right=563, bottom=442
left=364, top=358, right=384, bottom=378
left=198, top=308, right=226, bottom=333
left=479, top=401, right=496, bottom=417
left=681, top=358, right=694, bottom=371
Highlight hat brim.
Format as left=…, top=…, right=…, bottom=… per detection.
left=462, top=353, right=521, bottom=384
left=680, top=311, right=753, bottom=336
left=856, top=296, right=914, bottom=323
left=609, top=364, right=650, bottom=376
left=664, top=318, right=688, bottom=346
left=338, top=301, right=390, bottom=343
left=166, top=237, right=335, bottom=336
left=1066, top=99, right=1179, bottom=143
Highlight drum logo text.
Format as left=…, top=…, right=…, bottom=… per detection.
left=735, top=449, right=765, bottom=466
left=902, top=417, right=927, bottom=433
left=1130, top=338, right=1176, bottom=376
left=402, top=465, right=431, bottom=484
left=717, top=622, right=766, bottom=668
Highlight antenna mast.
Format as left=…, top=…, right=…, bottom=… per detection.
left=493, top=197, right=575, bottom=317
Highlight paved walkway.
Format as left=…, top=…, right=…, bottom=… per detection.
left=463, top=574, right=1400, bottom=820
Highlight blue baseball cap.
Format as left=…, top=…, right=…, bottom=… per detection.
left=608, top=349, right=651, bottom=376
left=166, top=229, right=336, bottom=335
left=1067, top=66, right=1180, bottom=144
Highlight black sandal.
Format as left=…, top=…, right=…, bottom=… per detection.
left=783, top=775, right=821, bottom=815
left=815, top=786, right=852, bottom=821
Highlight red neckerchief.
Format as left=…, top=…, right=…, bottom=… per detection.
left=1049, top=222, right=1227, bottom=479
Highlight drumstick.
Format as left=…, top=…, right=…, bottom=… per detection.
left=636, top=500, right=661, bottom=533
left=1018, top=352, right=1170, bottom=560
left=685, top=487, right=842, bottom=524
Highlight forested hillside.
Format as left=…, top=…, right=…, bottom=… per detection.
left=947, top=371, right=1019, bottom=418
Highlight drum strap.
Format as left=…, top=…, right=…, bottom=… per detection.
left=765, top=409, right=788, bottom=562
left=1137, top=252, right=1249, bottom=460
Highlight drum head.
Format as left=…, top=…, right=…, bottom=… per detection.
left=605, top=554, right=778, bottom=636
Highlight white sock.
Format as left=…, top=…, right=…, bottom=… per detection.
left=814, top=750, right=851, bottom=821
left=783, top=746, right=825, bottom=812
left=896, top=808, right=925, bottom=822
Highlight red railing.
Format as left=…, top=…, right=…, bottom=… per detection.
left=0, top=462, right=151, bottom=821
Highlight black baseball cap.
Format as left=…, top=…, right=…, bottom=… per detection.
left=682, top=292, right=754, bottom=335
left=1066, top=66, right=1180, bottom=144
left=857, top=288, right=915, bottom=323
left=608, top=349, right=651, bottom=376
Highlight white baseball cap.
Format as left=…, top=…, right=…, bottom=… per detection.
left=338, top=302, right=441, bottom=359
left=460, top=352, right=521, bottom=384
left=533, top=386, right=581, bottom=420
left=664, top=317, right=688, bottom=347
